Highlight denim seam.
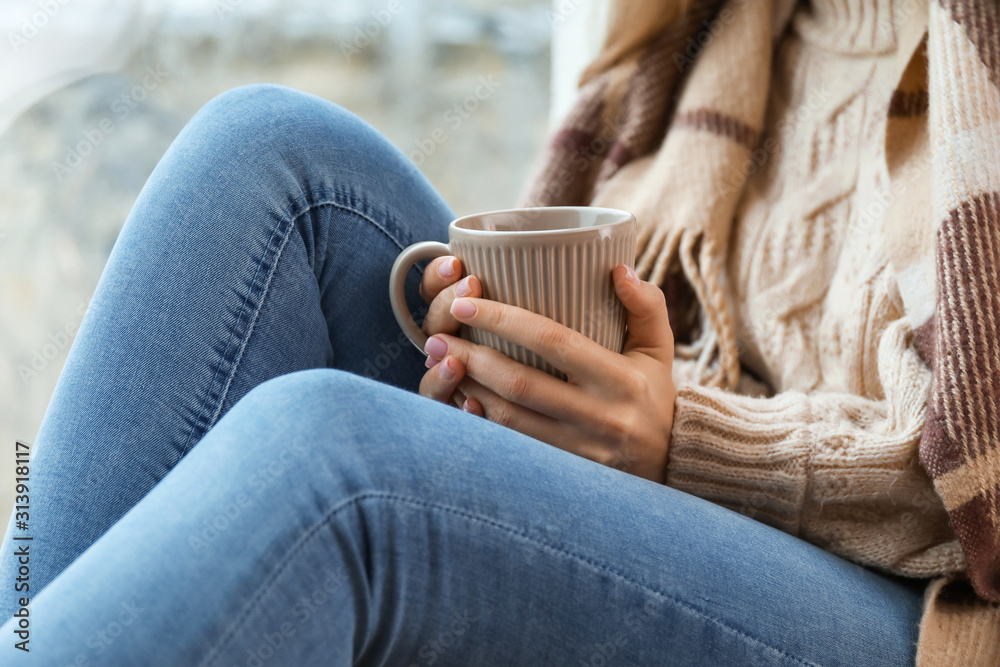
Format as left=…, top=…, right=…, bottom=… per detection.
left=201, top=492, right=820, bottom=667
left=178, top=213, right=294, bottom=457
left=291, top=185, right=421, bottom=257
left=326, top=191, right=412, bottom=253
left=325, top=201, right=418, bottom=265
left=205, top=221, right=294, bottom=433
left=179, top=192, right=422, bottom=459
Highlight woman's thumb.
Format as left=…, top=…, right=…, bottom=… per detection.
left=612, top=264, right=674, bottom=363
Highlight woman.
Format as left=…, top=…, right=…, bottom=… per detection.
left=2, top=0, right=995, bottom=664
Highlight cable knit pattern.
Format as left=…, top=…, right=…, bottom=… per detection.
left=665, top=0, right=964, bottom=579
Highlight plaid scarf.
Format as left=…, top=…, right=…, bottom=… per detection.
left=521, top=0, right=999, bottom=661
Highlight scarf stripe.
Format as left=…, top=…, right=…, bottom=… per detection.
left=922, top=189, right=1000, bottom=597
left=671, top=109, right=760, bottom=150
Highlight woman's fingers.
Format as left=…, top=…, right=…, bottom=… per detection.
left=458, top=377, right=613, bottom=465
left=456, top=376, right=566, bottom=442
left=418, top=355, right=467, bottom=405
left=421, top=275, right=482, bottom=337
left=444, top=266, right=675, bottom=380
left=418, top=256, right=463, bottom=304
left=460, top=395, right=483, bottom=415
left=425, top=333, right=604, bottom=421
left=446, top=297, right=618, bottom=384
left=612, top=264, right=674, bottom=365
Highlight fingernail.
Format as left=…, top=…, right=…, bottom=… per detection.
left=437, top=257, right=457, bottom=278
left=455, top=275, right=473, bottom=297
left=438, top=357, right=456, bottom=380
left=462, top=398, right=477, bottom=414
left=624, top=265, right=640, bottom=286
left=451, top=298, right=477, bottom=319
left=424, top=335, right=447, bottom=358
left=425, top=355, right=439, bottom=368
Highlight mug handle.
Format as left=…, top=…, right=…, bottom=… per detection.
left=389, top=241, right=452, bottom=353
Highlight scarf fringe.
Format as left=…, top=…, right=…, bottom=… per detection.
left=636, top=225, right=740, bottom=390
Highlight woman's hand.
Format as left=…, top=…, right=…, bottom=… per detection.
left=418, top=264, right=677, bottom=483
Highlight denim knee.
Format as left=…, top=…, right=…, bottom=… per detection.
left=182, top=84, right=348, bottom=170
left=175, top=84, right=429, bottom=228
left=237, top=366, right=388, bottom=408
left=219, top=368, right=499, bottom=519
left=224, top=368, right=411, bottom=466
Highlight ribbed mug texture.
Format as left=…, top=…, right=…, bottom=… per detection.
left=451, top=213, right=636, bottom=380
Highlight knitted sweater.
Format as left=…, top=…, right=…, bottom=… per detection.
left=664, top=0, right=965, bottom=576
left=522, top=0, right=1000, bottom=662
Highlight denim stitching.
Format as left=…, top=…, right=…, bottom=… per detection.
left=178, top=212, right=293, bottom=458
left=208, top=195, right=424, bottom=432
left=328, top=201, right=411, bottom=254
left=205, top=220, right=294, bottom=434
left=201, top=492, right=820, bottom=667
left=178, top=192, right=424, bottom=460
left=306, top=185, right=429, bottom=261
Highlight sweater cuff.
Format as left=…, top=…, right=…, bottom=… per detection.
left=665, top=382, right=813, bottom=534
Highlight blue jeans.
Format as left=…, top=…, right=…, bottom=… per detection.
left=0, top=85, right=925, bottom=666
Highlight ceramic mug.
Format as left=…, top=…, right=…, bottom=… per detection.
left=389, top=206, right=637, bottom=379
